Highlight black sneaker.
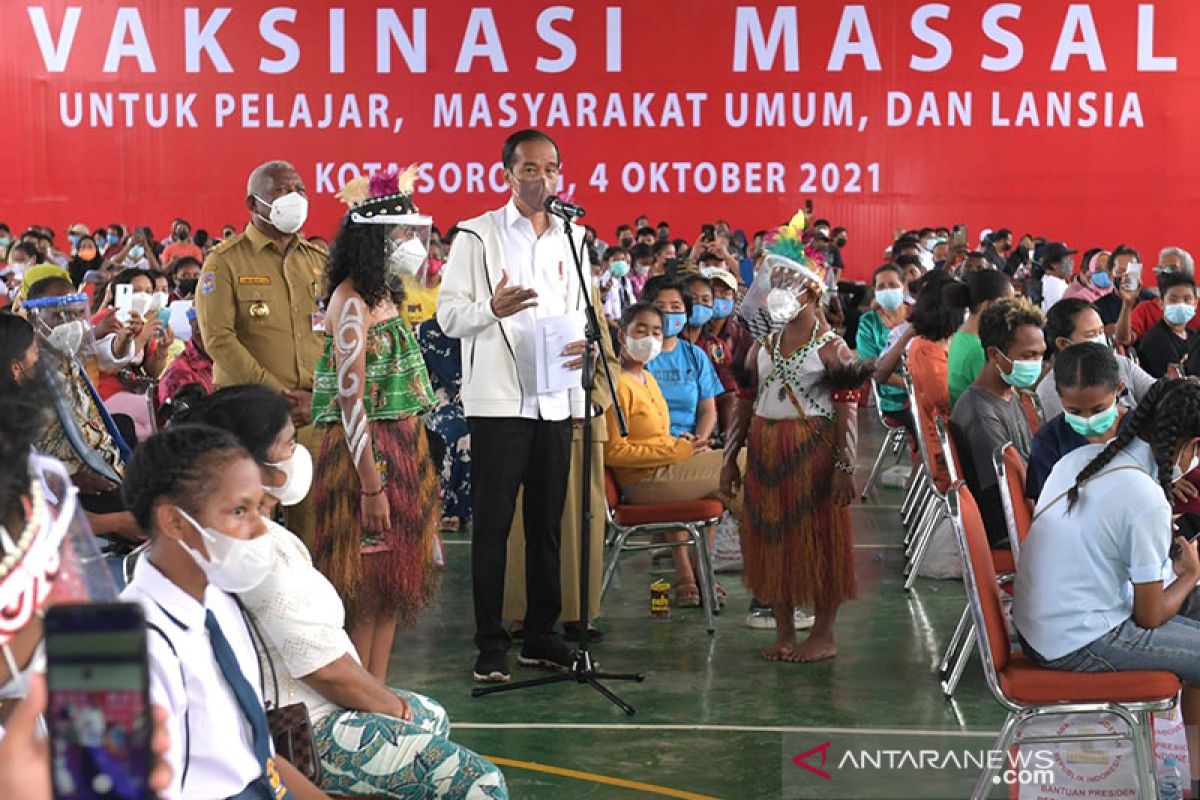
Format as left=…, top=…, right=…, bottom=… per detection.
left=562, top=621, right=605, bottom=644
left=473, top=651, right=511, bottom=683
left=518, top=635, right=576, bottom=671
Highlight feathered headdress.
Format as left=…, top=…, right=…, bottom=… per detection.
left=762, top=209, right=827, bottom=288
left=336, top=164, right=421, bottom=224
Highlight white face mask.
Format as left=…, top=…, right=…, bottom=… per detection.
left=766, top=288, right=803, bottom=323
left=387, top=236, right=428, bottom=278
left=1087, top=334, right=1109, bottom=347
left=150, top=291, right=170, bottom=312
left=129, top=291, right=153, bottom=317
left=624, top=334, right=663, bottom=363
left=263, top=445, right=313, bottom=507
left=47, top=319, right=86, bottom=356
left=175, top=508, right=275, bottom=592
left=255, top=192, right=308, bottom=234
left=1172, top=447, right=1200, bottom=484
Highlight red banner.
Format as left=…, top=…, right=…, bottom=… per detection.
left=2, top=1, right=1197, bottom=277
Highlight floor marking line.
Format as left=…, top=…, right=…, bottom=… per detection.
left=461, top=723, right=994, bottom=738
left=483, top=755, right=718, bottom=799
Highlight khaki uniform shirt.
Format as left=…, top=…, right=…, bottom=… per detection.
left=195, top=224, right=326, bottom=391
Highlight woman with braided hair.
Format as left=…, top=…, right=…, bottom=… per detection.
left=1013, top=377, right=1200, bottom=793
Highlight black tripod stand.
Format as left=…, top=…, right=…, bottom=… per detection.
left=471, top=200, right=645, bottom=715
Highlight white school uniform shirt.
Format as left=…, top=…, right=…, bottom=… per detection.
left=121, top=558, right=269, bottom=800
left=494, top=198, right=579, bottom=421
left=1012, top=438, right=1173, bottom=661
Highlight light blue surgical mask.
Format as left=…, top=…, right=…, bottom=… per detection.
left=712, top=297, right=735, bottom=319
left=1090, top=271, right=1113, bottom=289
left=609, top=260, right=630, bottom=278
left=68, top=234, right=80, bottom=247
left=662, top=311, right=686, bottom=338
left=689, top=304, right=714, bottom=328
left=1165, top=303, right=1196, bottom=327
left=876, top=287, right=905, bottom=311
left=106, top=234, right=119, bottom=246
left=129, top=245, right=145, bottom=260
left=997, top=352, right=1042, bottom=388
left=1064, top=402, right=1119, bottom=439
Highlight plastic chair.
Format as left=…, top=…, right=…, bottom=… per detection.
left=937, top=439, right=1028, bottom=698
left=902, top=373, right=952, bottom=591
left=860, top=378, right=909, bottom=501
left=947, top=483, right=1177, bottom=798
left=1017, top=389, right=1044, bottom=434
left=601, top=469, right=725, bottom=634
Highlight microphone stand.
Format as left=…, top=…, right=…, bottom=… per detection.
left=472, top=204, right=645, bottom=715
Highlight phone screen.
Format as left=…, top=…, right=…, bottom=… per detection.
left=46, top=603, right=153, bottom=800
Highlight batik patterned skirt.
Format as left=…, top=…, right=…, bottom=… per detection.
left=313, top=416, right=441, bottom=625
left=314, top=690, right=508, bottom=799
left=741, top=415, right=858, bottom=609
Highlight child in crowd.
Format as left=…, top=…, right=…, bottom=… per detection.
left=1014, top=378, right=1200, bottom=796
left=1025, top=342, right=1128, bottom=501
left=949, top=297, right=1045, bottom=546
left=1126, top=273, right=1200, bottom=379
left=722, top=217, right=871, bottom=662
left=945, top=269, right=1013, bottom=408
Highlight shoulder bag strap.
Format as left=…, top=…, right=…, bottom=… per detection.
left=1030, top=464, right=1146, bottom=524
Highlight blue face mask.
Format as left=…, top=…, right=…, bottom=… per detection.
left=106, top=234, right=119, bottom=246
left=68, top=234, right=80, bottom=247
left=712, top=297, right=735, bottom=319
left=129, top=245, right=145, bottom=260
left=689, top=304, right=714, bottom=328
left=998, top=352, right=1043, bottom=388
left=609, top=260, right=630, bottom=278
left=662, top=311, right=687, bottom=337
left=1090, top=271, right=1113, bottom=289
left=1165, top=303, right=1196, bottom=327
left=876, top=287, right=905, bottom=311
left=1064, top=402, right=1119, bottom=438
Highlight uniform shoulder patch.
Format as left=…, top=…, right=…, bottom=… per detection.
left=200, top=273, right=217, bottom=295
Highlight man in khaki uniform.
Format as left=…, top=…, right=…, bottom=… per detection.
left=504, top=286, right=619, bottom=639
left=195, top=160, right=326, bottom=544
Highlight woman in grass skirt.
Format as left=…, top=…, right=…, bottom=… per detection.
left=722, top=213, right=871, bottom=662
left=312, top=167, right=441, bottom=681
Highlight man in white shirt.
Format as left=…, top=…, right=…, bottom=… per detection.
left=1040, top=241, right=1077, bottom=312
left=438, top=129, right=588, bottom=683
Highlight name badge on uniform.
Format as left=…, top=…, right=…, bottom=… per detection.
left=239, top=275, right=271, bottom=286
left=311, top=311, right=326, bottom=332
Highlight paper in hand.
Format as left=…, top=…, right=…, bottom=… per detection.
left=535, top=312, right=585, bottom=394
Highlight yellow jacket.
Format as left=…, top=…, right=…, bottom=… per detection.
left=605, top=369, right=693, bottom=487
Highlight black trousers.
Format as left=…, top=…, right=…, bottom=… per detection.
left=468, top=417, right=572, bottom=654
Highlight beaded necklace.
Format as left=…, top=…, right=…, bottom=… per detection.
left=764, top=318, right=837, bottom=420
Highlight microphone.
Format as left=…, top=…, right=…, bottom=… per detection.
left=545, top=195, right=586, bottom=219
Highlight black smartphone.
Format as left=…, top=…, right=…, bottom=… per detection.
left=1176, top=513, right=1200, bottom=543
left=804, top=198, right=814, bottom=217
left=45, top=603, right=154, bottom=800
left=701, top=224, right=715, bottom=242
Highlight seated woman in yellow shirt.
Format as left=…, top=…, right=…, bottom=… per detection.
left=605, top=302, right=734, bottom=607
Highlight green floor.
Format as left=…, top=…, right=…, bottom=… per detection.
left=387, top=420, right=1014, bottom=799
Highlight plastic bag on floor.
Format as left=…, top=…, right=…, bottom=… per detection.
left=916, top=517, right=963, bottom=580
left=712, top=511, right=743, bottom=574
left=1014, top=703, right=1188, bottom=799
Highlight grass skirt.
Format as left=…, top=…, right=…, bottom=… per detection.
left=741, top=416, right=858, bottom=609
left=313, top=417, right=440, bottom=626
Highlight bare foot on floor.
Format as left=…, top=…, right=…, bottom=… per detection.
left=762, top=641, right=798, bottom=662
left=792, top=637, right=837, bottom=662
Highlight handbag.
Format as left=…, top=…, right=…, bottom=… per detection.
left=235, top=598, right=324, bottom=785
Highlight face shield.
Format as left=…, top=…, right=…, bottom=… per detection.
left=351, top=212, right=433, bottom=292
left=23, top=293, right=95, bottom=361
left=737, top=253, right=825, bottom=340
left=0, top=455, right=118, bottom=696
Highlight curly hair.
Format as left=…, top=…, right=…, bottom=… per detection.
left=978, top=296, right=1044, bottom=354
left=1066, top=378, right=1200, bottom=511
left=122, top=424, right=250, bottom=534
left=171, top=385, right=291, bottom=464
left=324, top=216, right=403, bottom=310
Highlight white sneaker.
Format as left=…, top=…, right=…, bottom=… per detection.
left=743, top=607, right=816, bottom=630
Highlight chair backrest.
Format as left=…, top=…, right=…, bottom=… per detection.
left=993, top=443, right=1033, bottom=562
left=904, top=371, right=940, bottom=487
left=1018, top=389, right=1044, bottom=434
left=933, top=416, right=961, bottom=485
left=604, top=468, right=621, bottom=509
left=947, top=484, right=1011, bottom=679
left=870, top=378, right=893, bottom=428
